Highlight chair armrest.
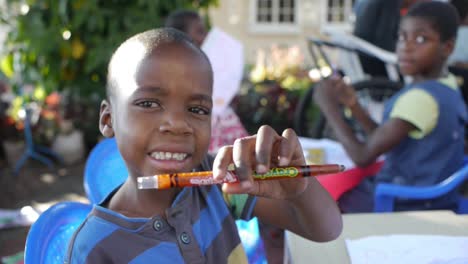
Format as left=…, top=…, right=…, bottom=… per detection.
left=374, top=164, right=468, bottom=212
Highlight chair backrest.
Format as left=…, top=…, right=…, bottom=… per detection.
left=24, top=202, right=92, bottom=264
left=309, top=28, right=401, bottom=83
left=84, top=138, right=128, bottom=204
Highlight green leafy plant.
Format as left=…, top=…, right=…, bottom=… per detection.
left=0, top=0, right=218, bottom=148
left=233, top=45, right=318, bottom=134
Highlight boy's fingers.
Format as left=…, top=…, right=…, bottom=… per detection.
left=222, top=180, right=254, bottom=194
left=232, top=136, right=256, bottom=182
left=277, top=129, right=295, bottom=166
left=281, top=128, right=305, bottom=165
left=329, top=74, right=341, bottom=81
left=330, top=76, right=344, bottom=87
left=213, top=146, right=233, bottom=180
left=255, top=125, right=279, bottom=173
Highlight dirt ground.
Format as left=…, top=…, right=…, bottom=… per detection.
left=0, top=158, right=88, bottom=259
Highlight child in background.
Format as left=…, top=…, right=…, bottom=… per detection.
left=314, top=1, right=467, bottom=213
left=165, top=10, right=249, bottom=155
left=164, top=9, right=207, bottom=47
left=66, top=28, right=342, bottom=263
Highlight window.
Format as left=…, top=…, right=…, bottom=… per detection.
left=322, top=0, right=356, bottom=31
left=249, top=0, right=299, bottom=34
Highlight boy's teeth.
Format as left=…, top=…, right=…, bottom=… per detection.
left=150, top=152, right=187, bottom=161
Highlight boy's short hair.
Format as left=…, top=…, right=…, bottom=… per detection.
left=406, top=1, right=460, bottom=41
left=106, top=27, right=208, bottom=99
left=164, top=9, right=201, bottom=33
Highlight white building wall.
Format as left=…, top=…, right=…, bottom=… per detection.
left=208, top=0, right=324, bottom=65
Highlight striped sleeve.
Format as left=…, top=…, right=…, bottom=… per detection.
left=67, top=215, right=118, bottom=264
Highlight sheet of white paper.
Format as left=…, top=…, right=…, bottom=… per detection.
left=0, top=206, right=39, bottom=229
left=298, top=137, right=355, bottom=169
left=201, top=27, right=244, bottom=117
left=346, top=235, right=468, bottom=264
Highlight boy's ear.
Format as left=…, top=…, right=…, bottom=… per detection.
left=99, top=100, right=114, bottom=138
left=442, top=38, right=455, bottom=59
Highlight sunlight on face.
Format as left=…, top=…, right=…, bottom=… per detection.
left=109, top=41, right=148, bottom=99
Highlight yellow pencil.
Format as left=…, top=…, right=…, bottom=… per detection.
left=137, top=164, right=345, bottom=189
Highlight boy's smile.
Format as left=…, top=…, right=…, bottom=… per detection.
left=102, top=41, right=213, bottom=178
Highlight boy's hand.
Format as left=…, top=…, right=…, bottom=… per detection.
left=212, top=125, right=308, bottom=199
left=314, top=76, right=357, bottom=108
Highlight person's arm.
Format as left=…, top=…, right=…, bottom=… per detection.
left=329, top=77, right=379, bottom=135
left=253, top=176, right=342, bottom=242
left=212, top=126, right=342, bottom=242
left=313, top=77, right=417, bottom=167
left=348, top=102, right=379, bottom=134
left=319, top=99, right=414, bottom=167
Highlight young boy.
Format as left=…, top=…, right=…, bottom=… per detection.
left=314, top=1, right=467, bottom=213
left=66, top=28, right=342, bottom=263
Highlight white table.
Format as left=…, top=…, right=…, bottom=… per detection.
left=284, top=210, right=468, bottom=264
left=298, top=137, right=354, bottom=168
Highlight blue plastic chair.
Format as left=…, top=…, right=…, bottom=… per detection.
left=24, top=201, right=92, bottom=264
left=236, top=217, right=267, bottom=264
left=14, top=107, right=61, bottom=174
left=84, top=138, right=128, bottom=204
left=374, top=157, right=468, bottom=213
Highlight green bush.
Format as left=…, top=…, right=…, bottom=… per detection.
left=0, top=0, right=217, bottom=149
left=0, top=0, right=217, bottom=97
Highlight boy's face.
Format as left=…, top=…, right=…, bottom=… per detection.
left=101, top=42, right=213, bottom=177
left=396, top=17, right=453, bottom=78
left=186, top=18, right=207, bottom=47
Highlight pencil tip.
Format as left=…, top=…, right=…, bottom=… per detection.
left=340, top=165, right=346, bottom=171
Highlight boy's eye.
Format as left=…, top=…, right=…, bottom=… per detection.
left=415, top=35, right=426, bottom=44
left=136, top=101, right=160, bottom=108
left=189, top=106, right=210, bottom=115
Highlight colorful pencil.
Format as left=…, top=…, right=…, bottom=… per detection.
left=137, top=164, right=345, bottom=189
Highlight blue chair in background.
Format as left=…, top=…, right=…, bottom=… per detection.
left=84, top=138, right=128, bottom=204
left=83, top=137, right=266, bottom=263
left=374, top=157, right=468, bottom=214
left=14, top=106, right=61, bottom=174
left=24, top=201, right=92, bottom=264
left=236, top=217, right=267, bottom=264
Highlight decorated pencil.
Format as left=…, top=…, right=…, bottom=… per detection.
left=137, top=164, right=345, bottom=190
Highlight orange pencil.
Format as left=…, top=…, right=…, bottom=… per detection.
left=137, top=164, right=345, bottom=189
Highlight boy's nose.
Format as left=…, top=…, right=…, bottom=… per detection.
left=159, top=111, right=193, bottom=135
left=398, top=40, right=415, bottom=51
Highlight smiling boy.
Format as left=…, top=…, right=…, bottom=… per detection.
left=66, top=28, right=342, bottom=263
